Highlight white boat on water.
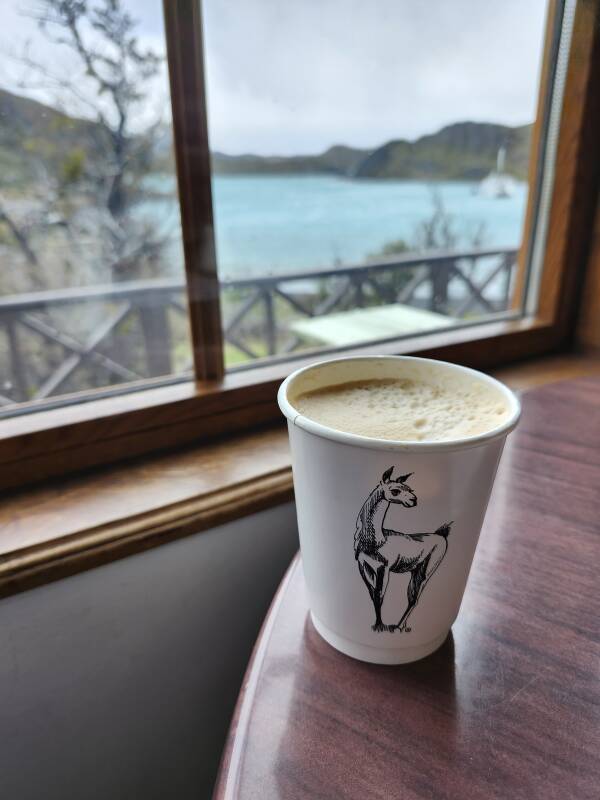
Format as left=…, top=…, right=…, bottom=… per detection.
left=478, top=147, right=518, bottom=198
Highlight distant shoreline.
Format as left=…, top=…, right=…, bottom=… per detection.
left=207, top=171, right=527, bottom=184
left=211, top=121, right=532, bottom=182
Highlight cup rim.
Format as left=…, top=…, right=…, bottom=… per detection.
left=277, top=355, right=521, bottom=453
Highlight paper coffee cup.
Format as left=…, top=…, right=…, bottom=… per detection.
left=278, top=355, right=520, bottom=665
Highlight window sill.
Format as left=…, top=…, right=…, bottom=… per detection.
left=1, top=350, right=599, bottom=599
left=0, top=316, right=559, bottom=492
left=0, top=425, right=293, bottom=598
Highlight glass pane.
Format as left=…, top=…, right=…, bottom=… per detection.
left=0, top=0, right=190, bottom=414
left=202, top=0, right=552, bottom=367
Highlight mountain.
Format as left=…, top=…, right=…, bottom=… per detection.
left=0, top=88, right=103, bottom=185
left=212, top=122, right=532, bottom=181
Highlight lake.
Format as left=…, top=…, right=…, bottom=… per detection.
left=143, top=174, right=528, bottom=279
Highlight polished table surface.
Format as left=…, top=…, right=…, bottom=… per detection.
left=214, top=378, right=600, bottom=800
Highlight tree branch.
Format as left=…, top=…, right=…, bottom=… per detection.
left=0, top=201, right=39, bottom=268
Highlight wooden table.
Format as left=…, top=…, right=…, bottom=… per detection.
left=214, top=378, right=600, bottom=800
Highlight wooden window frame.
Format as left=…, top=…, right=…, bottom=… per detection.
left=1, top=0, right=599, bottom=492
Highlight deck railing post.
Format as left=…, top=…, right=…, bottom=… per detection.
left=138, top=291, right=172, bottom=376
left=430, top=259, right=451, bottom=313
left=5, top=314, right=28, bottom=402
left=263, top=288, right=276, bottom=356
left=502, top=253, right=514, bottom=310
left=353, top=272, right=366, bottom=308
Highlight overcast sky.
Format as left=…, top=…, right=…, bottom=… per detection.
left=2, top=0, right=549, bottom=155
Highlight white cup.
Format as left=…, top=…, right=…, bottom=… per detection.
left=278, top=355, right=520, bottom=664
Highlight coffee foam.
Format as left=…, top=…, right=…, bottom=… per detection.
left=293, top=372, right=510, bottom=442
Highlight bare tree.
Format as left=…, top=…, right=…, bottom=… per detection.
left=412, top=189, right=458, bottom=251
left=32, top=0, right=161, bottom=217
left=2, top=0, right=170, bottom=284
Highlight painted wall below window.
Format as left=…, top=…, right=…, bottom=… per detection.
left=0, top=503, right=299, bottom=800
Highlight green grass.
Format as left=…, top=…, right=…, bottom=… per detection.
left=224, top=339, right=270, bottom=367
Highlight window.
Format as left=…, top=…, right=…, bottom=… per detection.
left=0, top=0, right=192, bottom=412
left=0, top=0, right=598, bottom=488
left=204, top=1, right=547, bottom=367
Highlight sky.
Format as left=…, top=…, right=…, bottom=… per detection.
left=1, top=0, right=549, bottom=155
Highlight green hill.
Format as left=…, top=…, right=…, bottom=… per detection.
left=356, top=122, right=531, bottom=181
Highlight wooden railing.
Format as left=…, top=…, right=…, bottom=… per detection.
left=0, top=247, right=517, bottom=405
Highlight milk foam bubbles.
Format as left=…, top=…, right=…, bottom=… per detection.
left=294, top=374, right=510, bottom=442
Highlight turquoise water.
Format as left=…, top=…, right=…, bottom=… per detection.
left=144, top=174, right=527, bottom=279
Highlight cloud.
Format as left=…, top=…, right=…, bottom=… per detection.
left=202, top=0, right=548, bottom=154
left=1, top=0, right=548, bottom=153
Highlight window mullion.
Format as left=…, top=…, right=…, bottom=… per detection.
left=163, top=0, right=224, bottom=381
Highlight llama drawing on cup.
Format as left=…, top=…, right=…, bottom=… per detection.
left=354, top=467, right=453, bottom=633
